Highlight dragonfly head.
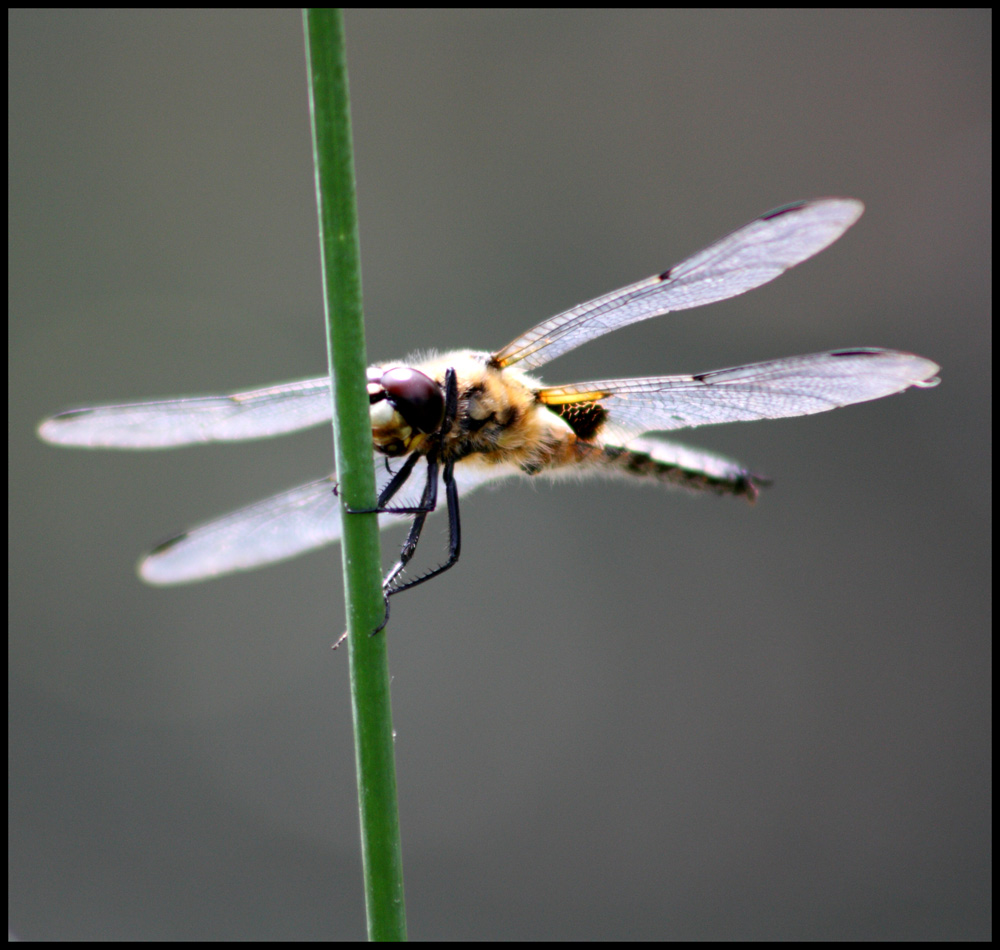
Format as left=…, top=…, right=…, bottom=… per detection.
left=367, top=365, right=445, bottom=456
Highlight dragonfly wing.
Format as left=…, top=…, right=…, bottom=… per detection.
left=139, top=456, right=511, bottom=585
left=38, top=376, right=333, bottom=448
left=140, top=475, right=347, bottom=584
left=491, top=198, right=864, bottom=371
left=539, top=349, right=940, bottom=440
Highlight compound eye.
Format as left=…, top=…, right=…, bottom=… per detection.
left=379, top=367, right=445, bottom=435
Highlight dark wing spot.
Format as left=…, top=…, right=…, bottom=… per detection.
left=829, top=348, right=880, bottom=358
left=146, top=531, right=189, bottom=556
left=551, top=400, right=608, bottom=441
left=759, top=200, right=807, bottom=221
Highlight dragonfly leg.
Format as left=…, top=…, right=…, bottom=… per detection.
left=384, top=456, right=461, bottom=599
left=332, top=589, right=391, bottom=646
left=342, top=451, right=428, bottom=515
left=379, top=454, right=439, bottom=596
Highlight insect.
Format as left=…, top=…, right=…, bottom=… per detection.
left=38, top=199, right=939, bottom=619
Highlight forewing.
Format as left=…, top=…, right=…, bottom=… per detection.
left=539, top=349, right=940, bottom=441
left=491, top=198, right=864, bottom=371
left=37, top=377, right=333, bottom=448
left=139, top=455, right=510, bottom=585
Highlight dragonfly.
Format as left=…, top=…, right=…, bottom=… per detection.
left=38, top=198, right=939, bottom=620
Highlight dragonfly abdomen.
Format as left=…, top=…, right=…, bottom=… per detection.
left=597, top=440, right=766, bottom=502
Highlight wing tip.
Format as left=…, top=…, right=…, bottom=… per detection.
left=763, top=196, right=865, bottom=226
left=138, top=533, right=199, bottom=586
left=829, top=348, right=941, bottom=390
left=36, top=410, right=92, bottom=446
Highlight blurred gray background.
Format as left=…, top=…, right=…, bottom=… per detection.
left=9, top=9, right=989, bottom=940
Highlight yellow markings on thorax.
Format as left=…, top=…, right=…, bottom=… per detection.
left=537, top=388, right=612, bottom=406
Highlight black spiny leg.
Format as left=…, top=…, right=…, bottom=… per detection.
left=379, top=450, right=439, bottom=598
left=374, top=455, right=463, bottom=633
left=385, top=455, right=462, bottom=598
left=343, top=449, right=425, bottom=515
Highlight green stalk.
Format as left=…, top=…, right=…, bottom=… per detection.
left=303, top=10, right=407, bottom=941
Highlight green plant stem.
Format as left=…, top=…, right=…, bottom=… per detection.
left=303, top=9, right=407, bottom=941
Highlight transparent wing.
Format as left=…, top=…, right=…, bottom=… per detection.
left=139, top=455, right=513, bottom=585
left=491, top=198, right=865, bottom=371
left=37, top=376, right=333, bottom=448
left=538, top=349, right=940, bottom=442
